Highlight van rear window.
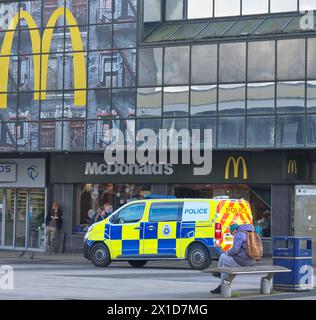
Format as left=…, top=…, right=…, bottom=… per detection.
left=149, top=202, right=183, bottom=222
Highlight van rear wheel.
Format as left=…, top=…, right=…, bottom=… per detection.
left=90, top=243, right=111, bottom=267
left=188, top=244, right=211, bottom=270
left=128, top=260, right=148, bottom=268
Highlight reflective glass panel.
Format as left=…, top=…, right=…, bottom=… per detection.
left=219, top=43, right=246, bottom=83
left=276, top=115, right=305, bottom=147
left=242, top=0, right=269, bottom=15
left=165, top=0, right=183, bottom=21
left=190, top=85, right=217, bottom=116
left=247, top=116, right=275, bottom=147
left=247, top=83, right=275, bottom=114
left=308, top=38, right=316, bottom=79
left=270, top=0, right=298, bottom=12
left=137, top=87, right=162, bottom=117
left=300, top=0, right=316, bottom=10
left=277, top=39, right=305, bottom=80
left=188, top=0, right=213, bottom=19
left=307, top=114, right=316, bottom=146
left=164, top=46, right=189, bottom=85
left=191, top=44, right=217, bottom=84
left=307, top=81, right=316, bottom=112
left=276, top=81, right=305, bottom=113
left=163, top=86, right=189, bottom=117
left=144, top=0, right=161, bottom=22
left=218, top=117, right=245, bottom=148
left=191, top=117, right=216, bottom=147
left=215, top=0, right=240, bottom=17
left=248, top=41, right=275, bottom=82
left=138, top=47, right=163, bottom=86
left=218, top=84, right=245, bottom=115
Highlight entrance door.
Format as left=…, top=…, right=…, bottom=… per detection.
left=294, top=186, right=316, bottom=264
left=0, top=189, right=46, bottom=250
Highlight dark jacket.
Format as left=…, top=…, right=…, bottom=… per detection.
left=45, top=209, right=63, bottom=230
left=226, top=224, right=256, bottom=267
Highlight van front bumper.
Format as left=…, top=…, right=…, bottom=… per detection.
left=83, top=240, right=90, bottom=260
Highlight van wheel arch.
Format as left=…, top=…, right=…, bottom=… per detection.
left=90, top=242, right=111, bottom=267
left=186, top=241, right=212, bottom=270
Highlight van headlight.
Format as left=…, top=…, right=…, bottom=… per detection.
left=84, top=225, right=94, bottom=240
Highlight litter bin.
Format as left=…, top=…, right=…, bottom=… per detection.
left=273, top=237, right=313, bottom=291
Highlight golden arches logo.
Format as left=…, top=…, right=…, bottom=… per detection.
left=225, top=156, right=248, bottom=180
left=288, top=160, right=298, bottom=175
left=0, top=7, right=86, bottom=109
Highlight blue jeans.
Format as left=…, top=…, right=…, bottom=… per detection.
left=218, top=253, right=241, bottom=282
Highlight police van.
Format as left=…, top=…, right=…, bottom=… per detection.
left=83, top=196, right=253, bottom=270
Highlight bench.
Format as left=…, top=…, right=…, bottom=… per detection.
left=203, top=266, right=291, bottom=298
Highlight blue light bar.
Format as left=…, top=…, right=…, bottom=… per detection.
left=144, top=194, right=177, bottom=199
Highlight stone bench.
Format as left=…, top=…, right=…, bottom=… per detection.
left=203, top=266, right=291, bottom=298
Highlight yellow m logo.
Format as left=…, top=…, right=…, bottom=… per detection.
left=225, top=156, right=248, bottom=180
left=288, top=160, right=298, bottom=175
left=0, top=8, right=86, bottom=109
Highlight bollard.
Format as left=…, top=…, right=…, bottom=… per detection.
left=261, top=277, right=271, bottom=295
left=221, top=280, right=232, bottom=298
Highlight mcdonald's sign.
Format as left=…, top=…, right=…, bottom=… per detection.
left=288, top=160, right=298, bottom=175
left=0, top=8, right=86, bottom=109
left=225, top=156, right=248, bottom=180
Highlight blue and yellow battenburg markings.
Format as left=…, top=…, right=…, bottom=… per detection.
left=87, top=221, right=214, bottom=258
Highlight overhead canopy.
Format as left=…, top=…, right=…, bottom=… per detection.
left=143, top=12, right=316, bottom=44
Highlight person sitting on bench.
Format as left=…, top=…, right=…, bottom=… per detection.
left=211, top=223, right=256, bottom=294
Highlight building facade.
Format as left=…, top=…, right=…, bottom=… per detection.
left=0, top=0, right=316, bottom=259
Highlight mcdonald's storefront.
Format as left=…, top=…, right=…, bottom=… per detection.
left=48, top=150, right=316, bottom=256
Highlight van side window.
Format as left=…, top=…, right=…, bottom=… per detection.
left=149, top=202, right=183, bottom=222
left=110, top=203, right=145, bottom=225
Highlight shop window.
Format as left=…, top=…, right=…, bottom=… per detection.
left=174, top=184, right=271, bottom=238
left=149, top=202, right=183, bottom=222
left=75, top=184, right=152, bottom=233
left=110, top=203, right=145, bottom=224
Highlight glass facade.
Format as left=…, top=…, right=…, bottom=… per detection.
left=0, top=0, right=315, bottom=151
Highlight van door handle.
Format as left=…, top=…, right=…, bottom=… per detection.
left=147, top=226, right=155, bottom=231
left=134, top=227, right=140, bottom=230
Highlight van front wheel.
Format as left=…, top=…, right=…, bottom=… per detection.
left=188, top=244, right=211, bottom=270
left=128, top=260, right=148, bottom=268
left=90, top=243, right=111, bottom=267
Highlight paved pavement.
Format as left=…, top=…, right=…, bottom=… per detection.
left=0, top=250, right=315, bottom=300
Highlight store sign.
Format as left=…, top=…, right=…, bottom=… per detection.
left=84, top=162, right=174, bottom=176
left=0, top=163, right=16, bottom=182
left=0, top=159, right=45, bottom=188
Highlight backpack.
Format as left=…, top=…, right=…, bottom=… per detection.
left=244, top=231, right=263, bottom=261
